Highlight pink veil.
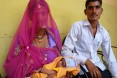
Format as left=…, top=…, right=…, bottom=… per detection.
left=4, top=0, right=62, bottom=78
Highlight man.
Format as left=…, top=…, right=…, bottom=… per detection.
left=61, top=0, right=117, bottom=78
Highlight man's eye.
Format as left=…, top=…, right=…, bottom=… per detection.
left=87, top=5, right=101, bottom=10
left=88, top=6, right=93, bottom=9
left=96, top=6, right=101, bottom=9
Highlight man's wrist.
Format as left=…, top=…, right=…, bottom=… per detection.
left=85, top=59, right=90, bottom=65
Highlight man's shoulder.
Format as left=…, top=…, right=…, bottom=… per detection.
left=72, top=20, right=85, bottom=26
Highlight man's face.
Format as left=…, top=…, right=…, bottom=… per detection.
left=84, top=1, right=103, bottom=22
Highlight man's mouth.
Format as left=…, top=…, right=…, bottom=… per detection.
left=91, top=13, right=97, bottom=17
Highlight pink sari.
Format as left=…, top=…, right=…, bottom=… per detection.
left=3, top=0, right=62, bottom=78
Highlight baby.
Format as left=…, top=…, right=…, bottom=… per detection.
left=31, top=56, right=80, bottom=78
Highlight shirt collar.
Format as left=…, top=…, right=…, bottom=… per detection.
left=83, top=20, right=103, bottom=31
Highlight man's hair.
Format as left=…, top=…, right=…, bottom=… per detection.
left=85, top=0, right=102, bottom=8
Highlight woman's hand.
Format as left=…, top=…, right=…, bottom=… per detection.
left=85, top=59, right=102, bottom=78
left=47, top=74, right=56, bottom=78
left=32, top=68, right=42, bottom=73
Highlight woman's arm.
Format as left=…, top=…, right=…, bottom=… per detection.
left=36, top=68, right=57, bottom=75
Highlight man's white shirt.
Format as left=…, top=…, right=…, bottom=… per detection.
left=62, top=20, right=117, bottom=77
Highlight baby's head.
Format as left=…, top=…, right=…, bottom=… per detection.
left=56, top=58, right=66, bottom=67
left=57, top=57, right=78, bottom=68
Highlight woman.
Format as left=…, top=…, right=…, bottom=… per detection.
left=3, top=0, right=62, bottom=78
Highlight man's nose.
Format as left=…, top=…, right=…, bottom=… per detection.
left=92, top=7, right=97, bottom=13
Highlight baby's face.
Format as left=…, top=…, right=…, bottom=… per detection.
left=57, top=58, right=66, bottom=67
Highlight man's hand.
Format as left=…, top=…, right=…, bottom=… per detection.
left=85, top=59, right=102, bottom=78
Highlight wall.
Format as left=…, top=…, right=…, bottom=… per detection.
left=0, top=0, right=117, bottom=77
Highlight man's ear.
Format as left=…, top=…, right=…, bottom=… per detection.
left=101, top=8, right=103, bottom=14
left=84, top=9, right=86, bottom=15
left=100, top=8, right=103, bottom=15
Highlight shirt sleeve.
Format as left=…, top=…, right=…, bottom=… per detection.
left=61, top=23, right=88, bottom=65
left=101, top=30, right=117, bottom=77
